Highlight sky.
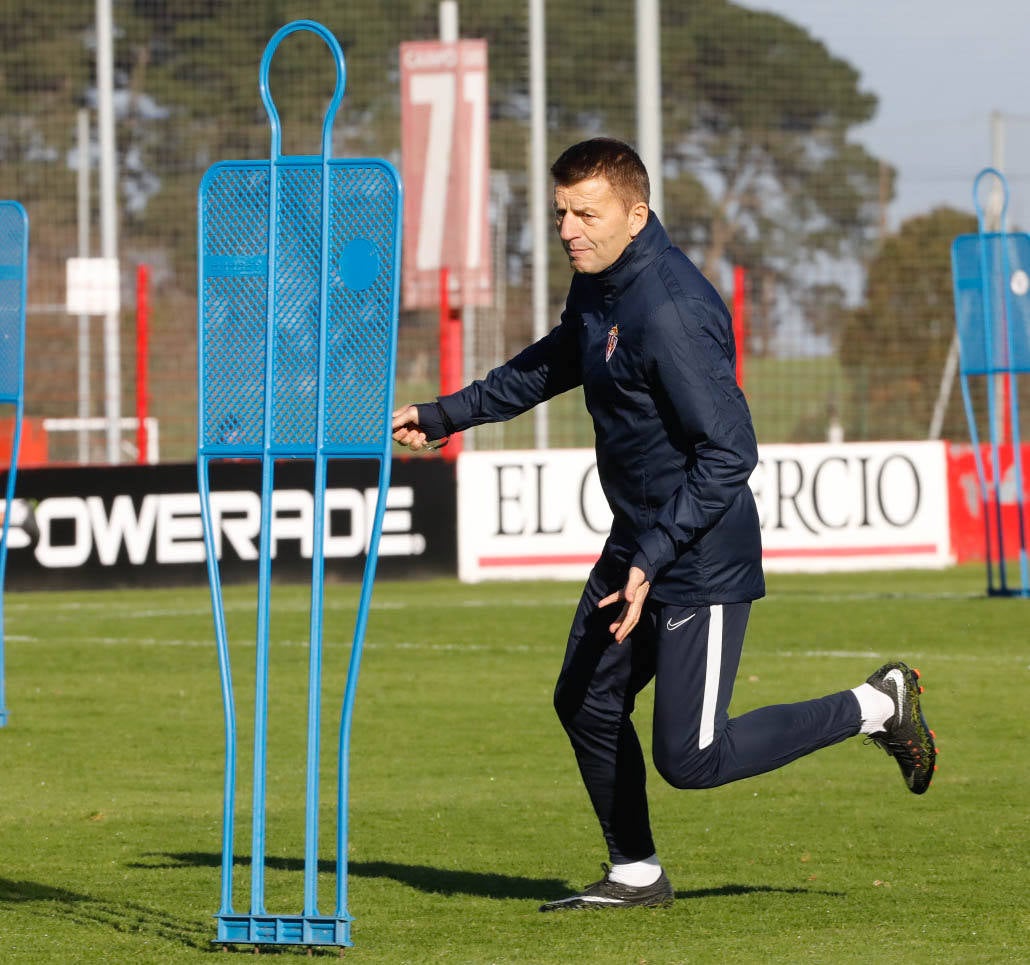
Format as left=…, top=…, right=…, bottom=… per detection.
left=738, top=0, right=1030, bottom=231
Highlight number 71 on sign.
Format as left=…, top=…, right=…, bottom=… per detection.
left=400, top=39, right=492, bottom=310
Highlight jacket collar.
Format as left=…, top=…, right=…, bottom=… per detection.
left=591, top=212, right=671, bottom=307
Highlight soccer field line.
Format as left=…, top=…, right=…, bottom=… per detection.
left=0, top=596, right=583, bottom=620
left=0, top=588, right=983, bottom=622
left=762, top=591, right=982, bottom=602
left=4, top=634, right=535, bottom=653
left=5, top=632, right=1023, bottom=667
left=7, top=632, right=539, bottom=651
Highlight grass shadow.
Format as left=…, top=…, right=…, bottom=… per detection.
left=131, top=853, right=844, bottom=903
left=675, top=883, right=845, bottom=900
left=0, top=875, right=211, bottom=950
left=134, top=851, right=566, bottom=901
left=0, top=877, right=89, bottom=904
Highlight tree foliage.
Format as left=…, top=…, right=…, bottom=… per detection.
left=0, top=0, right=893, bottom=451
left=661, top=3, right=885, bottom=347
left=840, top=207, right=977, bottom=440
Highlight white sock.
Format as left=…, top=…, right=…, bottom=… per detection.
left=609, top=854, right=662, bottom=887
left=852, top=682, right=895, bottom=735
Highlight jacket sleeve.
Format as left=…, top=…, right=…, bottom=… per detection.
left=632, top=296, right=758, bottom=582
left=435, top=311, right=583, bottom=432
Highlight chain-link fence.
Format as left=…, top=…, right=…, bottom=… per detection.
left=0, top=0, right=1020, bottom=464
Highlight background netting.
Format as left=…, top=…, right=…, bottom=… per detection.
left=2, top=0, right=1028, bottom=463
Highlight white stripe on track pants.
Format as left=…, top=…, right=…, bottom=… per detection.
left=553, top=561, right=861, bottom=864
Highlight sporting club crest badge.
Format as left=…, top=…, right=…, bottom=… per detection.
left=605, top=324, right=619, bottom=362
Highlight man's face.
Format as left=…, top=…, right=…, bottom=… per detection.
left=553, top=176, right=648, bottom=274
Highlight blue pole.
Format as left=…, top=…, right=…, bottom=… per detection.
left=0, top=201, right=27, bottom=729
left=198, top=456, right=238, bottom=916
left=302, top=130, right=336, bottom=916
left=336, top=457, right=390, bottom=917
left=998, top=235, right=1030, bottom=595
left=249, top=94, right=283, bottom=911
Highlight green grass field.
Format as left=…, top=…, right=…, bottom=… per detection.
left=0, top=566, right=1026, bottom=963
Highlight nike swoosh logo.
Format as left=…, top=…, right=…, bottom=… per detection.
left=883, top=668, right=906, bottom=727
left=666, top=614, right=697, bottom=631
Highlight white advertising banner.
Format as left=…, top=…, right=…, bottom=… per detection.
left=457, top=449, right=608, bottom=582
left=752, top=441, right=952, bottom=572
left=457, top=441, right=953, bottom=582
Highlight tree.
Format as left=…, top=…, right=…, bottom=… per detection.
left=1, top=2, right=886, bottom=286
left=659, top=2, right=886, bottom=348
left=839, top=207, right=976, bottom=441
left=0, top=0, right=895, bottom=457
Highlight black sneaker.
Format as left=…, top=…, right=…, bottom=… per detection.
left=865, top=661, right=937, bottom=794
left=539, top=864, right=673, bottom=912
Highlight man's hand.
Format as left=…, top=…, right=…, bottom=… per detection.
left=392, top=404, right=430, bottom=451
left=598, top=566, right=651, bottom=644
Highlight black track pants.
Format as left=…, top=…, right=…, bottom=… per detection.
left=553, top=562, right=861, bottom=864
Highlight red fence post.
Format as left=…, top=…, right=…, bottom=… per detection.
left=136, top=263, right=149, bottom=464
left=732, top=265, right=746, bottom=390
left=438, top=266, right=463, bottom=459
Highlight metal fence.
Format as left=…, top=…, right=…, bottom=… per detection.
left=0, top=0, right=1022, bottom=465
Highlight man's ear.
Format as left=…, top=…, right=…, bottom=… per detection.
left=628, top=201, right=650, bottom=238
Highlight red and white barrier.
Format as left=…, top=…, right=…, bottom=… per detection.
left=457, top=441, right=957, bottom=582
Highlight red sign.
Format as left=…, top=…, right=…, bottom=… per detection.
left=946, top=441, right=1030, bottom=562
left=400, top=39, right=492, bottom=310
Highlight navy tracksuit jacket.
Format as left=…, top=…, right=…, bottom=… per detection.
left=422, top=213, right=860, bottom=863
left=430, top=213, right=764, bottom=606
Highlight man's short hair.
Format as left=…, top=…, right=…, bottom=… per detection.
left=550, top=138, right=650, bottom=211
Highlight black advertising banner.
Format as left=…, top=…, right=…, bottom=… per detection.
left=2, top=458, right=456, bottom=590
